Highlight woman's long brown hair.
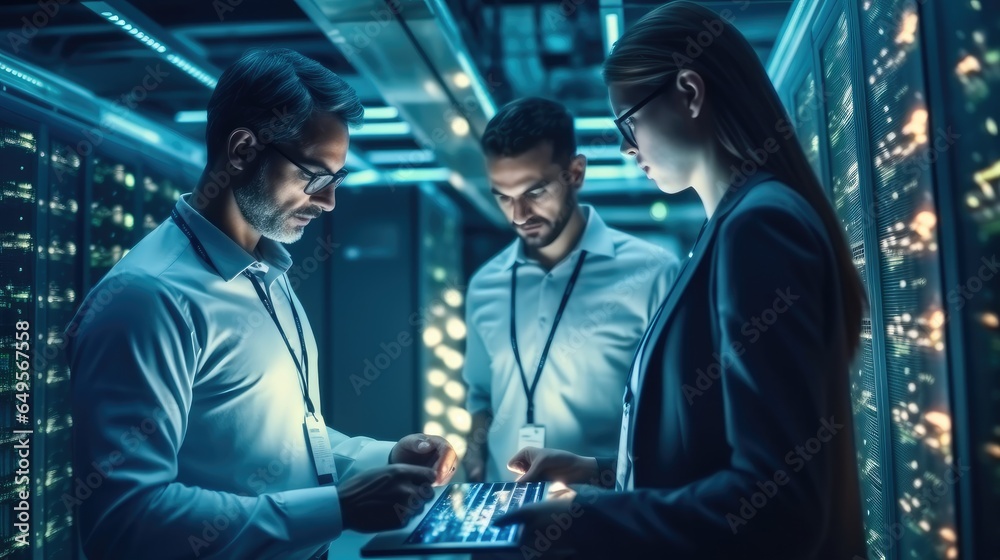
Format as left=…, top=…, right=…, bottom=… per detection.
left=604, top=1, right=867, bottom=356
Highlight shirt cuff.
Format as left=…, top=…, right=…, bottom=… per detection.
left=595, top=456, right=618, bottom=488
left=353, top=439, right=397, bottom=471
left=276, top=484, right=344, bottom=545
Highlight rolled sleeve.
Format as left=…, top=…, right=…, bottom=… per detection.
left=68, top=274, right=343, bottom=559
left=326, top=427, right=395, bottom=481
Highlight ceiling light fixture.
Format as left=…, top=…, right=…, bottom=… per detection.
left=81, top=1, right=220, bottom=88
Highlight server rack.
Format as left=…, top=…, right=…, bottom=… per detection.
left=770, top=0, right=999, bottom=558
left=0, top=86, right=201, bottom=559
left=0, top=110, right=41, bottom=560
left=921, top=1, right=1000, bottom=557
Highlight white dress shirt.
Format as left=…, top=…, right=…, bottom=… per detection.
left=462, top=205, right=680, bottom=481
left=67, top=194, right=395, bottom=560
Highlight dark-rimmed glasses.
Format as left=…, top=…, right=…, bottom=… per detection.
left=270, top=144, right=348, bottom=195
left=614, top=77, right=677, bottom=149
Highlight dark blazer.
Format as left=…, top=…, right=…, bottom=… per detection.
left=569, top=173, right=866, bottom=559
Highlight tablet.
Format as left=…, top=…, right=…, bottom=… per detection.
left=360, top=481, right=548, bottom=557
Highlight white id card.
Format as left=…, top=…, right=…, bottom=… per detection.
left=304, top=413, right=337, bottom=485
left=616, top=402, right=632, bottom=491
left=517, top=424, right=546, bottom=451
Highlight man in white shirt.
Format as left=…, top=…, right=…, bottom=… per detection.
left=461, top=97, right=680, bottom=483
left=66, top=48, right=456, bottom=560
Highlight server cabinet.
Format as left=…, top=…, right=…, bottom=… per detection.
left=855, top=1, right=957, bottom=558
left=0, top=93, right=201, bottom=559
left=771, top=0, right=999, bottom=558
left=33, top=134, right=87, bottom=560
left=816, top=7, right=895, bottom=558
left=0, top=112, right=41, bottom=560
left=88, top=151, right=140, bottom=289
left=922, top=0, right=1000, bottom=558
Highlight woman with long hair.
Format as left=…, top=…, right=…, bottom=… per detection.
left=494, top=2, right=868, bottom=558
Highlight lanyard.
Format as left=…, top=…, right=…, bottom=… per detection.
left=510, top=250, right=587, bottom=424
left=170, top=209, right=315, bottom=414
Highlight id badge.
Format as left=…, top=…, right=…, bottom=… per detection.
left=616, top=402, right=632, bottom=491
left=304, top=413, right=336, bottom=485
left=517, top=424, right=546, bottom=451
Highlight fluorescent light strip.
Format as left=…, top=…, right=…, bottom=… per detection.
left=0, top=62, right=44, bottom=88
left=586, top=165, right=643, bottom=180
left=603, top=13, right=621, bottom=53
left=343, top=169, right=382, bottom=186
left=166, top=54, right=218, bottom=88
left=343, top=167, right=452, bottom=186
left=367, top=149, right=436, bottom=165
left=99, top=10, right=165, bottom=53
left=363, top=106, right=399, bottom=120
left=575, top=117, right=616, bottom=131
left=389, top=168, right=451, bottom=183
left=101, top=111, right=161, bottom=145
left=90, top=8, right=218, bottom=89
left=352, top=122, right=412, bottom=137
left=175, top=110, right=207, bottom=123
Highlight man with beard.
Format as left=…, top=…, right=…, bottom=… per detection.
left=66, top=49, right=456, bottom=560
left=461, top=98, right=680, bottom=484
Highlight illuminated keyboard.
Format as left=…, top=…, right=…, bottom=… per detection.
left=405, top=482, right=544, bottom=545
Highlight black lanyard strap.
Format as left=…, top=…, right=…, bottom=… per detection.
left=171, top=209, right=315, bottom=413
left=510, top=250, right=587, bottom=424
left=243, top=271, right=314, bottom=413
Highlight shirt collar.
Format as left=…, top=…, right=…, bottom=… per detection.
left=501, top=204, right=616, bottom=270
left=176, top=194, right=293, bottom=283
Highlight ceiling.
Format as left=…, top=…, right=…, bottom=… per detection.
left=0, top=0, right=793, bottom=231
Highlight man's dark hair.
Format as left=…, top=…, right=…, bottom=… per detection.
left=205, top=48, right=364, bottom=164
left=481, top=97, right=576, bottom=164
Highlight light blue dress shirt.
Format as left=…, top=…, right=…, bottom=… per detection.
left=66, top=194, right=395, bottom=559
left=462, top=205, right=680, bottom=481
